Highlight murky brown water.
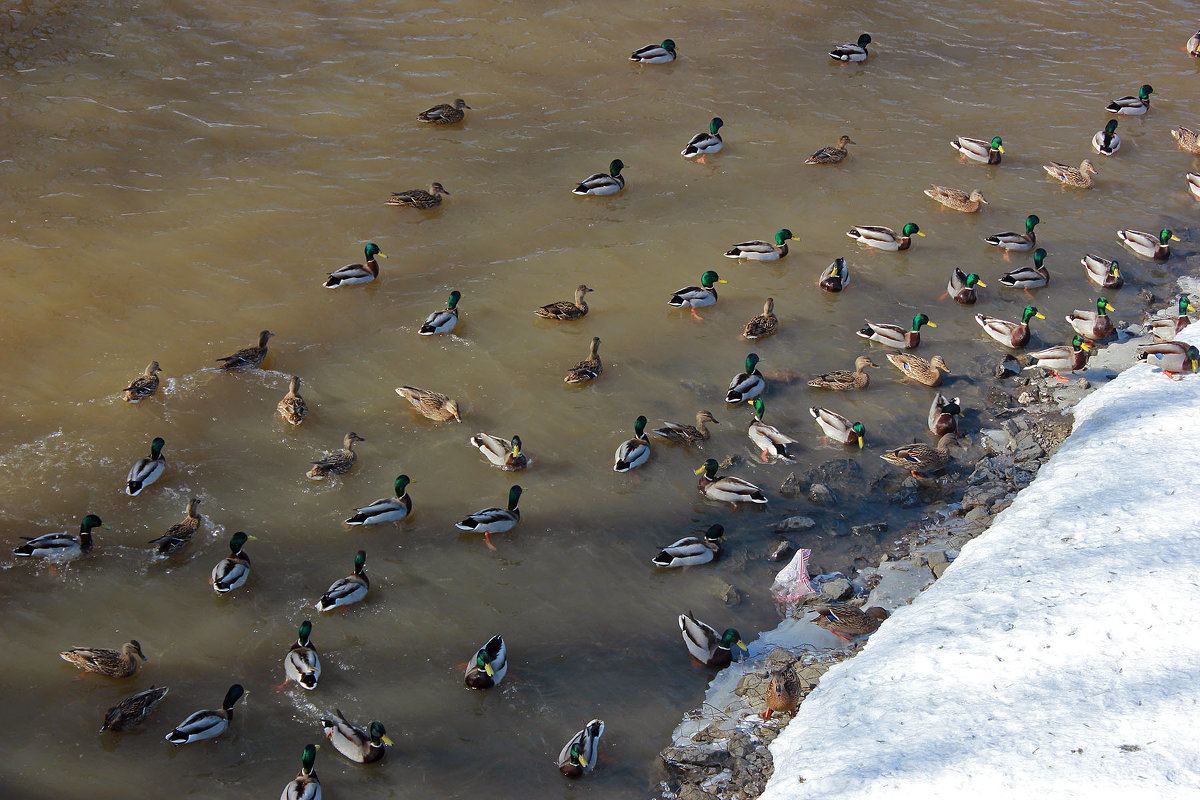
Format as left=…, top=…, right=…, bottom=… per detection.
left=2, top=1, right=1198, bottom=797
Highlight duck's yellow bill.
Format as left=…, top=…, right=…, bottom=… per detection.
left=695, top=466, right=707, bottom=475
left=717, top=279, right=728, bottom=284
left=857, top=436, right=864, bottom=448
left=1034, top=312, right=1046, bottom=319
left=378, top=252, right=388, bottom=258
left=916, top=231, right=926, bottom=237
left=1104, top=303, right=1116, bottom=312
left=998, top=145, right=1006, bottom=153
left=976, top=280, right=987, bottom=287
left=381, top=735, right=395, bottom=746
left=577, top=755, right=589, bottom=767
left=1171, top=235, right=1181, bottom=241
left=925, top=321, right=937, bottom=327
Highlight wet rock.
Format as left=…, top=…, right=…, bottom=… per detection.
left=986, top=386, right=1014, bottom=406
left=773, top=515, right=816, bottom=532
left=962, top=483, right=1007, bottom=512
left=820, top=577, right=854, bottom=601
left=1138, top=288, right=1156, bottom=306
left=808, top=483, right=837, bottom=506
left=964, top=506, right=991, bottom=521
left=662, top=744, right=732, bottom=772
left=994, top=355, right=1021, bottom=378
left=890, top=485, right=923, bottom=508
left=719, top=454, right=742, bottom=470
left=779, top=472, right=801, bottom=498
left=804, top=458, right=863, bottom=488
left=850, top=521, right=888, bottom=536
left=766, top=539, right=795, bottom=562
left=720, top=583, right=742, bottom=606
left=678, top=782, right=721, bottom=800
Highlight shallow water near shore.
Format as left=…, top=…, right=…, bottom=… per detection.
left=1, top=1, right=1198, bottom=798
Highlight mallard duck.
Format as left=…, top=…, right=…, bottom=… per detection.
left=819, top=257, right=849, bottom=292
left=975, top=305, right=1044, bottom=348
left=928, top=393, right=961, bottom=436
left=1092, top=119, right=1120, bottom=156
left=1189, top=30, right=1200, bottom=56
left=651, top=411, right=719, bottom=445
left=125, top=437, right=165, bottom=496
left=829, top=33, right=871, bottom=62
left=846, top=222, right=923, bottom=251
left=811, top=605, right=889, bottom=640
left=805, top=135, right=854, bottom=164
left=1106, top=84, right=1153, bottom=115
left=880, top=433, right=957, bottom=477
left=563, top=336, right=603, bottom=384
left=534, top=285, right=593, bottom=320
left=759, top=672, right=801, bottom=721
left=1081, top=254, right=1123, bottom=289
left=807, top=356, right=877, bottom=391
left=100, top=685, right=169, bottom=733
left=60, top=640, right=146, bottom=678
left=885, top=353, right=950, bottom=386
left=725, top=353, right=766, bottom=403
left=1172, top=126, right=1200, bottom=154
left=316, top=550, right=369, bottom=611
left=613, top=416, right=651, bottom=472
left=1188, top=172, right=1200, bottom=201
left=1136, top=341, right=1200, bottom=378
left=395, top=386, right=462, bottom=422
left=724, top=230, right=796, bottom=262
left=1067, top=297, right=1115, bottom=340
left=417, top=97, right=470, bottom=124
left=947, top=268, right=986, bottom=304
left=211, top=532, right=253, bottom=594
left=164, top=684, right=245, bottom=744
left=747, top=399, right=798, bottom=463
left=1024, top=335, right=1091, bottom=380
left=13, top=514, right=103, bottom=562
left=418, top=290, right=461, bottom=335
left=681, top=117, right=724, bottom=164
left=1118, top=228, right=1178, bottom=260
left=998, top=247, right=1050, bottom=289
left=572, top=159, right=625, bottom=195
left=307, top=432, right=364, bottom=479
left=387, top=182, right=449, bottom=208
left=695, top=458, right=767, bottom=506
left=321, top=710, right=392, bottom=763
left=742, top=297, right=779, bottom=339
left=464, top=634, right=507, bottom=689
left=470, top=434, right=527, bottom=470
left=345, top=475, right=412, bottom=526
left=148, top=497, right=203, bottom=556
left=323, top=243, right=385, bottom=288
left=652, top=524, right=724, bottom=568
left=281, top=744, right=321, bottom=800
left=216, top=330, right=273, bottom=371
left=456, top=485, right=523, bottom=549
left=278, top=375, right=308, bottom=426
left=559, top=719, right=605, bottom=779
left=678, top=611, right=747, bottom=667
left=951, top=135, right=1003, bottom=164
left=923, top=185, right=987, bottom=213
left=1043, top=159, right=1096, bottom=189
left=808, top=407, right=865, bottom=447
left=985, top=214, right=1040, bottom=252
left=123, top=361, right=162, bottom=402
left=857, top=314, right=935, bottom=349
left=284, top=621, right=321, bottom=690
left=668, top=271, right=726, bottom=319
left=630, top=39, right=676, bottom=63
left=1147, top=295, right=1195, bottom=340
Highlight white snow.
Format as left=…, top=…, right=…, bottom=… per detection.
left=761, top=326, right=1200, bottom=798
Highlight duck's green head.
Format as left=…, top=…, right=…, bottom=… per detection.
left=1180, top=295, right=1196, bottom=313
left=661, top=39, right=676, bottom=53
left=365, top=242, right=386, bottom=260
left=1025, top=214, right=1040, bottom=232
left=720, top=628, right=749, bottom=655
left=150, top=437, right=165, bottom=457
left=700, top=270, right=727, bottom=288
left=775, top=228, right=799, bottom=245
left=942, top=400, right=962, bottom=416
left=1106, top=261, right=1121, bottom=278
left=1021, top=305, right=1045, bottom=324
left=300, top=743, right=318, bottom=775
left=222, top=684, right=245, bottom=710
left=474, top=646, right=497, bottom=675
left=964, top=272, right=985, bottom=289
left=568, top=742, right=587, bottom=767
left=990, top=136, right=1004, bottom=153
left=902, top=222, right=923, bottom=238
left=1097, top=297, right=1115, bottom=314
left=851, top=421, right=865, bottom=448
left=608, top=158, right=625, bottom=176
left=709, top=117, right=724, bottom=134
left=857, top=33, right=872, bottom=47
left=510, top=435, right=523, bottom=455
left=705, top=523, right=725, bottom=543
left=1033, top=247, right=1047, bottom=267
left=80, top=514, right=104, bottom=533
left=229, top=531, right=251, bottom=553
left=369, top=720, right=393, bottom=746
left=1188, top=346, right=1200, bottom=374
left=912, top=313, right=935, bottom=331
left=297, top=620, right=313, bottom=646
left=696, top=458, right=719, bottom=478
left=1139, top=84, right=1154, bottom=100
left=394, top=474, right=411, bottom=497
left=749, top=397, right=766, bottom=419
left=1071, top=334, right=1091, bottom=351
left=353, top=549, right=367, bottom=573
left=1104, top=119, right=1119, bottom=135
left=744, top=353, right=760, bottom=373
left=633, top=415, right=647, bottom=436
left=446, top=290, right=461, bottom=309
left=1160, top=229, right=1179, bottom=244
left=507, top=485, right=523, bottom=510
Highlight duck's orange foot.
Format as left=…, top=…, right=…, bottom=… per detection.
left=690, top=309, right=705, bottom=321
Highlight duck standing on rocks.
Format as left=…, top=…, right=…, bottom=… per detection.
left=613, top=416, right=651, bottom=472
left=810, top=605, right=890, bottom=640
left=760, top=672, right=800, bottom=720
left=668, top=271, right=726, bottom=320
left=464, top=634, right=507, bottom=689
left=881, top=434, right=957, bottom=478
left=559, top=719, right=605, bottom=779
left=164, top=684, right=245, bottom=744
left=951, top=135, right=1003, bottom=164
left=417, top=97, right=470, bottom=124
left=857, top=314, right=935, bottom=349
left=1066, top=297, right=1115, bottom=340
left=395, top=386, right=462, bottom=422
left=829, top=33, right=871, bottom=62
left=307, top=432, right=364, bottom=480
left=216, top=330, right=273, bottom=371
left=211, top=531, right=253, bottom=594
left=280, top=744, right=320, bottom=800
left=923, top=186, right=987, bottom=213
left=13, top=514, right=103, bottom=562
left=975, top=305, right=1044, bottom=349
left=323, top=243, right=385, bottom=288
left=418, top=290, right=462, bottom=336
left=100, top=685, right=169, bottom=732
left=321, top=710, right=393, bottom=763
left=1147, top=295, right=1195, bottom=340
left=534, top=285, right=593, bottom=320
left=125, top=437, right=166, bottom=496
left=469, top=434, right=528, bottom=470
left=1025, top=335, right=1091, bottom=381
left=284, top=621, right=321, bottom=690
left=681, top=117, right=724, bottom=164
left=60, top=640, right=146, bottom=678
left=123, top=361, right=162, bottom=402
left=807, top=356, right=877, bottom=391
left=805, top=135, right=854, bottom=164
left=885, top=353, right=950, bottom=386
left=742, top=297, right=778, bottom=339
left=651, top=411, right=719, bottom=446
left=695, top=458, right=767, bottom=507
left=316, top=550, right=369, bottom=611
left=148, top=497, right=202, bottom=556
left=563, top=337, right=603, bottom=384
left=725, top=353, right=766, bottom=403
left=653, top=524, right=724, bottom=568
left=572, top=159, right=625, bottom=195
left=278, top=376, right=307, bottom=426
left=387, top=182, right=449, bottom=209
left=345, top=475, right=413, bottom=525
left=678, top=611, right=748, bottom=667
left=1136, top=341, right=1200, bottom=379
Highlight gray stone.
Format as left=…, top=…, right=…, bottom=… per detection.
left=720, top=583, right=742, bottom=606
left=779, top=472, right=801, bottom=498
left=1013, top=438, right=1045, bottom=462
left=820, top=577, right=854, bottom=601
left=1138, top=289, right=1157, bottom=306
left=1077, top=377, right=1091, bottom=390
left=964, top=506, right=991, bottom=521
left=962, top=483, right=1007, bottom=511
left=849, top=521, right=888, bottom=536
left=890, top=486, right=923, bottom=508
left=994, top=356, right=1021, bottom=378
left=927, top=551, right=950, bottom=579
left=808, top=483, right=837, bottom=506
left=719, top=454, right=742, bottom=470
left=1011, top=467, right=1036, bottom=488
left=662, top=744, right=732, bottom=771
left=767, top=539, right=795, bottom=562
left=774, top=515, right=816, bottom=532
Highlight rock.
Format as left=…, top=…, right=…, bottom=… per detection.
left=767, top=539, right=795, bottom=562
left=927, top=550, right=950, bottom=579
left=1011, top=467, right=1036, bottom=488
left=803, top=459, right=863, bottom=488
left=863, top=558, right=935, bottom=608
left=1018, top=390, right=1037, bottom=404
left=1077, top=377, right=1091, bottom=390
left=720, top=583, right=742, bottom=606
left=962, top=483, right=1007, bottom=512
left=1138, top=288, right=1156, bottom=306
left=773, top=515, right=816, bottom=532
left=662, top=744, right=732, bottom=771
left=849, top=521, right=888, bottom=536
left=820, top=577, right=854, bottom=601
left=764, top=647, right=801, bottom=672
left=1013, top=437, right=1045, bottom=462
left=778, top=472, right=801, bottom=498
left=994, top=355, right=1021, bottom=378
left=719, top=454, right=742, bottom=470
left=964, top=506, right=991, bottom=521
left=890, top=486, right=923, bottom=508
left=808, top=483, right=837, bottom=506
left=678, top=783, right=721, bottom=800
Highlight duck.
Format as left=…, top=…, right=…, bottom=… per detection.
left=418, top=290, right=461, bottom=335
left=998, top=247, right=1050, bottom=289
left=1136, top=341, right=1200, bottom=378
left=1118, top=228, right=1178, bottom=260
left=464, top=634, right=507, bottom=689
left=668, top=271, right=726, bottom=319
left=60, top=640, right=146, bottom=678
left=880, top=433, right=957, bottom=478
left=1081, top=254, right=1123, bottom=289
left=456, top=485, right=523, bottom=549
left=345, top=475, right=412, bottom=525
left=846, top=222, right=923, bottom=251
left=811, top=605, right=890, bottom=640
left=1066, top=297, right=1115, bottom=340
left=1188, top=172, right=1200, bottom=201
left=724, top=230, right=797, bottom=261
left=747, top=398, right=798, bottom=463
left=819, top=257, right=849, bottom=292
left=1092, top=119, right=1121, bottom=156
left=857, top=314, right=935, bottom=349
left=386, top=182, right=449, bottom=208
left=678, top=611, right=748, bottom=667
left=613, top=416, right=651, bottom=472
left=469, top=434, right=528, bottom=470
left=307, top=432, right=365, bottom=479
left=534, top=285, right=593, bottom=320
left=572, top=159, right=625, bottom=195
left=1106, top=84, right=1153, bottom=115
left=724, top=353, right=766, bottom=403
left=947, top=268, right=986, bottom=304
left=975, top=305, right=1044, bottom=349
left=1043, top=159, right=1096, bottom=189
left=211, top=532, right=253, bottom=594
left=563, top=336, right=603, bottom=384
left=123, top=361, right=162, bottom=402
left=164, top=684, right=245, bottom=744
left=559, top=719, right=605, bottom=779
left=125, top=437, right=166, bottom=496
left=652, top=524, right=724, bottom=568
left=985, top=214, right=1040, bottom=252
left=278, top=376, right=308, bottom=426
left=1171, top=126, right=1200, bottom=154
left=805, top=135, right=854, bottom=164
left=1189, top=30, right=1200, bottom=57
left=417, top=97, right=469, bottom=124
left=695, top=458, right=767, bottom=506
left=1147, top=295, right=1195, bottom=340
left=316, top=550, right=369, bottom=611
left=284, top=621, right=321, bottom=691
left=281, top=744, right=321, bottom=800
left=148, top=497, right=203, bottom=556
left=100, top=685, right=169, bottom=733
left=809, top=407, right=865, bottom=447
left=1024, top=335, right=1091, bottom=380
left=807, top=356, right=877, bottom=391
left=323, top=243, right=385, bottom=288
left=760, top=672, right=800, bottom=720
left=681, top=117, right=724, bottom=164
left=216, top=330, right=273, bottom=370
left=321, top=710, right=392, bottom=763
left=928, top=393, right=961, bottom=436
left=742, top=297, right=779, bottom=339
left=395, top=386, right=462, bottom=422
left=885, top=353, right=950, bottom=386
left=829, top=33, right=871, bottom=62
left=951, top=135, right=1003, bottom=164
left=630, top=39, right=676, bottom=63
left=651, top=411, right=719, bottom=446
left=13, top=514, right=103, bottom=562
left=923, top=185, right=987, bottom=213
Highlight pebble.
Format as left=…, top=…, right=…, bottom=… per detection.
left=819, top=577, right=854, bottom=601
left=773, top=515, right=816, bottom=532
left=808, top=483, right=837, bottom=506
left=778, top=472, right=801, bottom=498
left=766, top=539, right=795, bottom=562
left=849, top=521, right=888, bottom=536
